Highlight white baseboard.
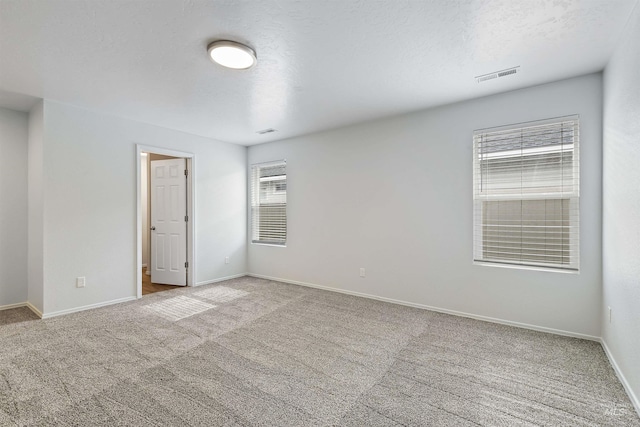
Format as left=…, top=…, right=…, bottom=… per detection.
left=195, top=273, right=248, bottom=287
left=600, top=339, right=640, bottom=418
left=247, top=273, right=601, bottom=342
left=26, top=302, right=43, bottom=318
left=41, top=296, right=137, bottom=319
left=142, top=263, right=148, bottom=268
left=0, top=302, right=44, bottom=319
left=0, top=302, right=28, bottom=312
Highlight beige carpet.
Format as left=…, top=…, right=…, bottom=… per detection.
left=0, top=276, right=638, bottom=426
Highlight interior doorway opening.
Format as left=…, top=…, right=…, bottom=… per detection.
left=136, top=145, right=195, bottom=298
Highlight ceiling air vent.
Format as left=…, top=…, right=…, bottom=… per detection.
left=256, top=128, right=277, bottom=135
left=476, top=66, right=520, bottom=83
left=477, top=74, right=498, bottom=83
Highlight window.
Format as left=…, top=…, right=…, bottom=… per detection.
left=250, top=160, right=287, bottom=245
left=473, top=116, right=580, bottom=271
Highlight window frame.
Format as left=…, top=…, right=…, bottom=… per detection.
left=472, top=116, right=580, bottom=272
left=250, top=160, right=287, bottom=246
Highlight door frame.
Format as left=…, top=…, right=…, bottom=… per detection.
left=135, top=144, right=196, bottom=298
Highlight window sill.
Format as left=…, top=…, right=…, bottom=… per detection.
left=473, top=261, right=579, bottom=275
left=251, top=242, right=287, bottom=248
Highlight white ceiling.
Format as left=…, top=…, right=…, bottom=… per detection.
left=0, top=89, right=39, bottom=112
left=0, top=0, right=637, bottom=145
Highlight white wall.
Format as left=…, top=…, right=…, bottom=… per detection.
left=0, top=107, right=28, bottom=308
left=602, top=2, right=640, bottom=412
left=248, top=73, right=603, bottom=338
left=27, top=101, right=44, bottom=313
left=41, top=101, right=247, bottom=315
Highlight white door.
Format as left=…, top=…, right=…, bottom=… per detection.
left=150, top=158, right=187, bottom=286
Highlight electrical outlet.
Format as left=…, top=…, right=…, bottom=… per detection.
left=609, top=306, right=612, bottom=323
left=359, top=268, right=365, bottom=278
left=76, top=277, right=86, bottom=288
left=225, top=256, right=230, bottom=264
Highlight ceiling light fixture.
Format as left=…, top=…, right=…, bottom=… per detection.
left=207, top=40, right=257, bottom=70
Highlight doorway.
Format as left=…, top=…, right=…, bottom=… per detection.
left=136, top=145, right=195, bottom=298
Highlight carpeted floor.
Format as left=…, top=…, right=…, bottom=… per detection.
left=0, top=276, right=638, bottom=426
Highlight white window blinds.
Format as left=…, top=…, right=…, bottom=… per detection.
left=473, top=116, right=580, bottom=271
left=250, top=160, right=287, bottom=245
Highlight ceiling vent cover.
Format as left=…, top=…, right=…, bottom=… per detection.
left=476, top=66, right=520, bottom=83
left=256, top=128, right=277, bottom=135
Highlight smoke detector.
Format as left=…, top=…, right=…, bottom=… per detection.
left=475, top=66, right=520, bottom=83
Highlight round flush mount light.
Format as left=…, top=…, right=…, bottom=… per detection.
left=207, top=40, right=257, bottom=70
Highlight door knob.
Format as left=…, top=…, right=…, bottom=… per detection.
left=150, top=226, right=156, bottom=231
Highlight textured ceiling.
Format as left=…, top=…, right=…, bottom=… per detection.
left=0, top=0, right=637, bottom=145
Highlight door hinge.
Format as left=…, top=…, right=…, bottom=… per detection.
left=184, top=169, right=188, bottom=176
left=185, top=261, right=189, bottom=268
left=185, top=215, right=188, bottom=222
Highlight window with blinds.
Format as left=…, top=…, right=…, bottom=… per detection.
left=250, top=160, right=287, bottom=245
left=473, top=116, right=580, bottom=271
